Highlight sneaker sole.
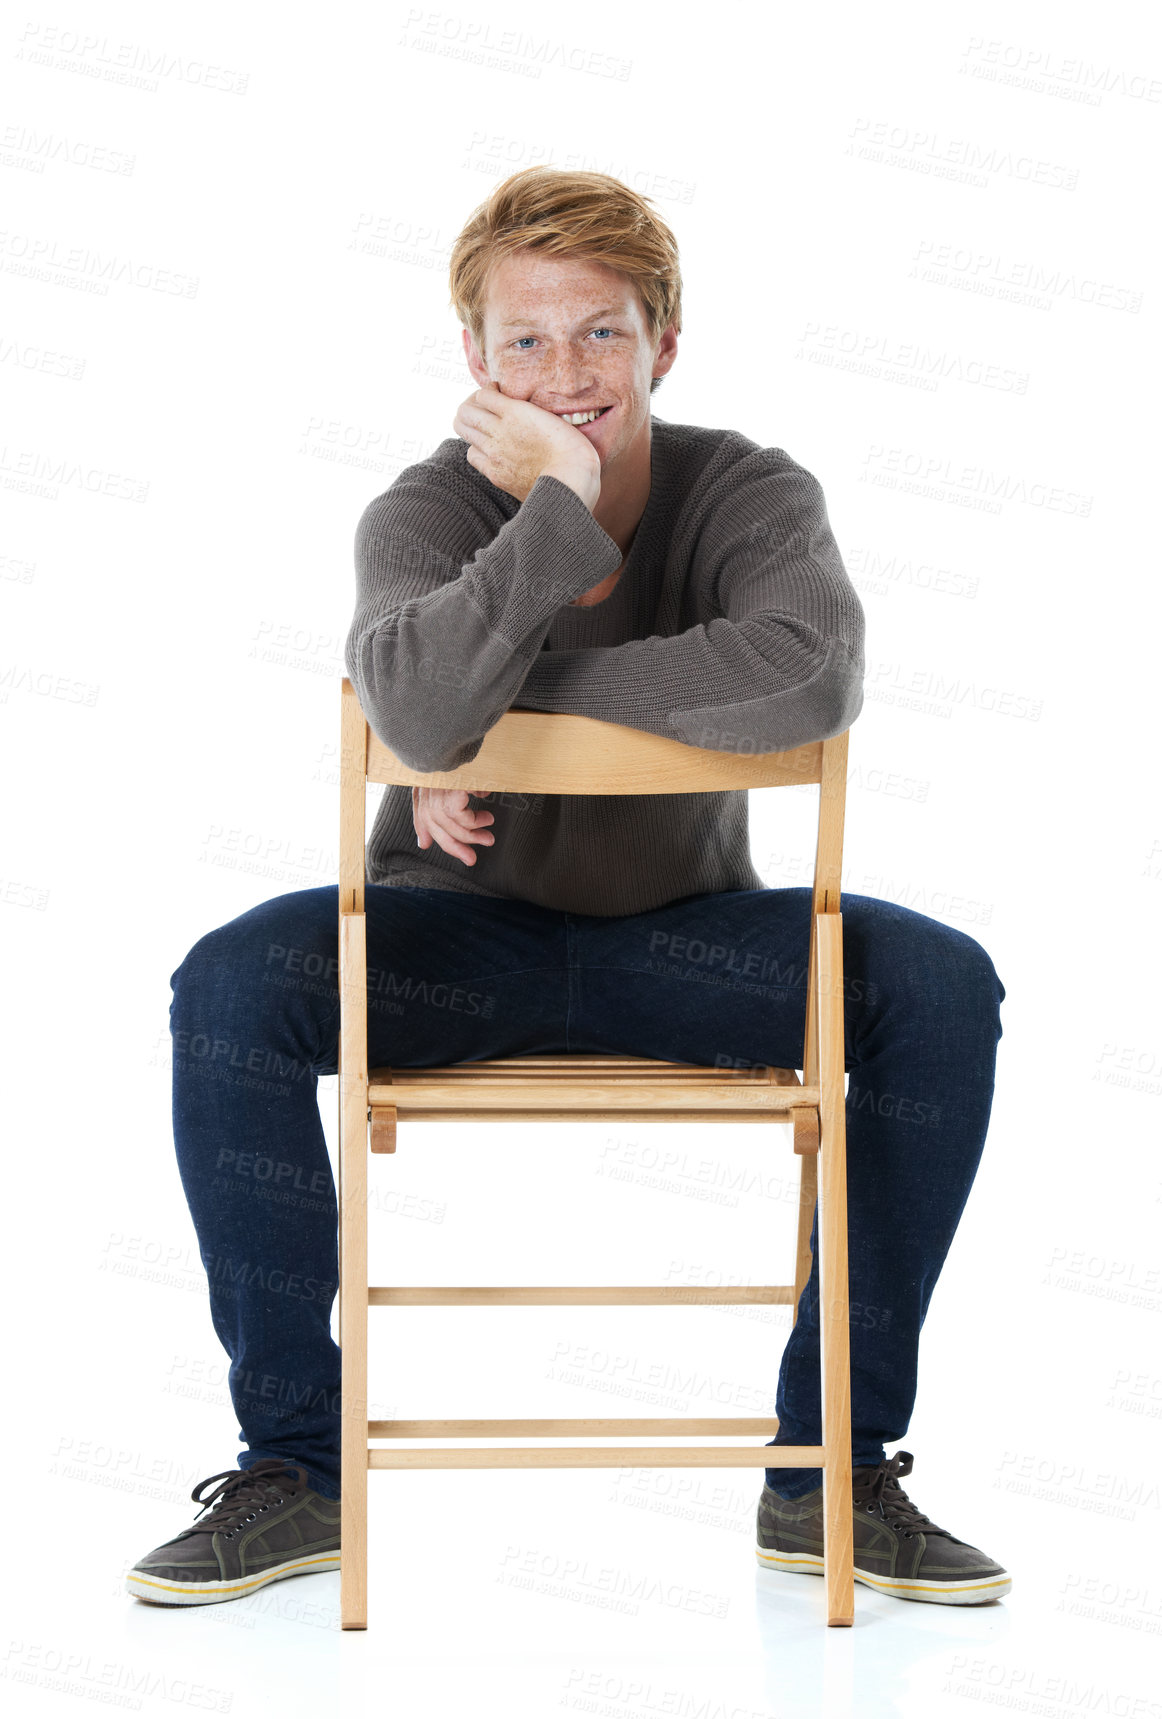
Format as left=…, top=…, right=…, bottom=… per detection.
left=755, top=1547, right=1010, bottom=1605
left=126, top=1551, right=340, bottom=1605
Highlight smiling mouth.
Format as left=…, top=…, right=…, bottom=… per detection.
left=555, top=405, right=613, bottom=425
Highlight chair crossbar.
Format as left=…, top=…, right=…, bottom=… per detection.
left=371, top=1109, right=808, bottom=1126
left=366, top=1445, right=824, bottom=1470
left=395, top=1055, right=799, bottom=1069
left=367, top=1080, right=818, bottom=1114
left=366, top=1284, right=797, bottom=1305
left=366, top=1418, right=790, bottom=1437
left=364, top=712, right=824, bottom=795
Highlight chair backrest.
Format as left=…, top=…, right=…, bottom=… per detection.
left=340, top=675, right=849, bottom=926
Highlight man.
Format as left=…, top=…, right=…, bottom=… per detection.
left=128, top=166, right=1009, bottom=1609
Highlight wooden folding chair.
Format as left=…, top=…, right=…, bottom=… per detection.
left=337, top=674, right=855, bottom=1628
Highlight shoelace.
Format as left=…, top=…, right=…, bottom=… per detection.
left=854, top=1450, right=956, bottom=1541
left=188, top=1458, right=309, bottom=1541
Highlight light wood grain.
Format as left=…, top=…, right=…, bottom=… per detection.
left=337, top=908, right=368, bottom=1631
left=338, top=675, right=857, bottom=1629
left=368, top=1417, right=783, bottom=1437
left=338, top=680, right=371, bottom=1629
left=367, top=1284, right=797, bottom=1306
left=365, top=1078, right=819, bottom=1113
left=368, top=1444, right=826, bottom=1470
left=815, top=910, right=855, bottom=1624
left=366, top=708, right=823, bottom=795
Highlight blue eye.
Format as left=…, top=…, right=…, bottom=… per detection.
left=512, top=327, right=615, bottom=351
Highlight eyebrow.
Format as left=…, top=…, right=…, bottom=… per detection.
left=498, top=305, right=625, bottom=330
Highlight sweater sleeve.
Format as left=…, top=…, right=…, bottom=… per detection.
left=344, top=468, right=624, bottom=772
left=512, top=459, right=866, bottom=755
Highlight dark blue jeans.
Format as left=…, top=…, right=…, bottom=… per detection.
left=169, top=882, right=1005, bottom=1504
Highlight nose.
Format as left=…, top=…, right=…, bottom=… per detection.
left=543, top=341, right=595, bottom=402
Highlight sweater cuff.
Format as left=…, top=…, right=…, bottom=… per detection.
left=518, top=472, right=624, bottom=596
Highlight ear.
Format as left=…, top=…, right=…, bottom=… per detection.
left=463, top=326, right=491, bottom=387
left=651, top=323, right=680, bottom=383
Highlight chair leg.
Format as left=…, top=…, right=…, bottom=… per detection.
left=815, top=910, right=854, bottom=1626
left=792, top=1148, right=817, bottom=1325
left=339, top=911, right=369, bottom=1630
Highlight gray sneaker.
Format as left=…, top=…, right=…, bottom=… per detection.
left=756, top=1449, right=1011, bottom=1605
left=126, top=1458, right=340, bottom=1605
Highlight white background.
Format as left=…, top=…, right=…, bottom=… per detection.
left=3, top=0, right=1160, bottom=1714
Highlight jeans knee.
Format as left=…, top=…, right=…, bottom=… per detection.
left=169, top=896, right=343, bottom=1081
left=846, top=895, right=1004, bottom=1017
left=957, top=931, right=1005, bottom=1007
left=170, top=921, right=254, bottom=1001
left=928, top=928, right=1005, bottom=1043
left=170, top=894, right=340, bottom=1002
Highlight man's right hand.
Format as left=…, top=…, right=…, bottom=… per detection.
left=412, top=786, right=495, bottom=867
left=453, top=383, right=601, bottom=511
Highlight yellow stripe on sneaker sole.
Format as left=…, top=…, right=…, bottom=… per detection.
left=755, top=1549, right=1010, bottom=1602
left=126, top=1553, right=340, bottom=1602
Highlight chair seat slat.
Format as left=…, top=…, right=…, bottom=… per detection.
left=368, top=1416, right=783, bottom=1437
left=366, top=1078, right=819, bottom=1112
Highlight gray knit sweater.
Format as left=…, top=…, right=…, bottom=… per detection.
left=344, top=415, right=865, bottom=917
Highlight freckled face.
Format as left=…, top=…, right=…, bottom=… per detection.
left=467, top=252, right=667, bottom=468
